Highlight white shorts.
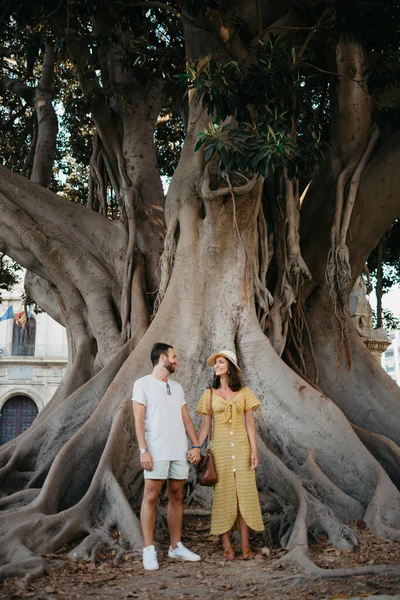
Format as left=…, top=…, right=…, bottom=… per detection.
left=144, top=459, right=189, bottom=480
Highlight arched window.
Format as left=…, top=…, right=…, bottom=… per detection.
left=0, top=396, right=38, bottom=445
left=12, top=315, right=36, bottom=356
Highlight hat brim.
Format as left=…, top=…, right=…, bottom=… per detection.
left=207, top=352, right=242, bottom=373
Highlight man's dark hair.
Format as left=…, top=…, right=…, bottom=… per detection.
left=151, top=343, right=173, bottom=366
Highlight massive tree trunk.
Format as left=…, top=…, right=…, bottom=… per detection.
left=1, top=0, right=400, bottom=585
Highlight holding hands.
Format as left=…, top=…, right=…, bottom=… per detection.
left=188, top=447, right=201, bottom=464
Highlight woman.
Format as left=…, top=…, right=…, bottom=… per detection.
left=196, top=349, right=264, bottom=560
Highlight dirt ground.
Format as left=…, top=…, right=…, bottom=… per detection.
left=1, top=518, right=400, bottom=600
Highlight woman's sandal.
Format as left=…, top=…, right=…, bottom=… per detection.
left=223, top=547, right=235, bottom=560
left=242, top=547, right=255, bottom=559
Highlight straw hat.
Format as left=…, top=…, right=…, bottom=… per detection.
left=207, top=349, right=242, bottom=373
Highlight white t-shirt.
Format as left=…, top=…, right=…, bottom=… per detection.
left=132, top=374, right=188, bottom=461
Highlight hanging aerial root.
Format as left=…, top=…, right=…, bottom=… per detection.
left=120, top=187, right=137, bottom=342
left=283, top=171, right=312, bottom=292
left=326, top=128, right=380, bottom=366
left=283, top=348, right=320, bottom=392
left=153, top=215, right=179, bottom=316
left=267, top=172, right=312, bottom=357
left=254, top=203, right=273, bottom=330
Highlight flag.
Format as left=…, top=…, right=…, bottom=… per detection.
left=15, top=311, right=27, bottom=328
left=0, top=306, right=14, bottom=322
left=14, top=305, right=33, bottom=328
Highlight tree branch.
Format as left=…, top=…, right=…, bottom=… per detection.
left=31, top=43, right=58, bottom=187
left=201, top=164, right=258, bottom=200
left=120, top=2, right=180, bottom=17
left=0, top=78, right=35, bottom=104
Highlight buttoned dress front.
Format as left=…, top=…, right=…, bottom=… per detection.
left=196, top=386, right=264, bottom=535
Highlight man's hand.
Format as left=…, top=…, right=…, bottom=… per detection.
left=187, top=448, right=201, bottom=464
left=140, top=450, right=154, bottom=471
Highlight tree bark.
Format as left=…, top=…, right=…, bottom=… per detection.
left=31, top=43, right=58, bottom=188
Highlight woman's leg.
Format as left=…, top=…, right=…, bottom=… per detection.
left=239, top=511, right=254, bottom=558
left=221, top=532, right=234, bottom=560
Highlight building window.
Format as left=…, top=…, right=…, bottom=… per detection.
left=12, top=315, right=36, bottom=356
left=0, top=396, right=38, bottom=445
left=385, top=350, right=394, bottom=358
left=386, top=365, right=395, bottom=373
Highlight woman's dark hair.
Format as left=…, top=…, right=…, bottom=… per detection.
left=212, top=358, right=243, bottom=392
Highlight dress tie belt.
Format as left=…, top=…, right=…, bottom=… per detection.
left=220, top=401, right=238, bottom=426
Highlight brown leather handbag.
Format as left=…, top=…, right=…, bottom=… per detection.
left=197, top=389, right=218, bottom=486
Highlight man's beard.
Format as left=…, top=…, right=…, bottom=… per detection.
left=165, top=360, right=175, bottom=373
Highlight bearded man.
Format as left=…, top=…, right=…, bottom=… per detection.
left=132, top=343, right=201, bottom=570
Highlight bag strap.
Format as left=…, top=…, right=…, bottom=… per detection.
left=207, top=388, right=214, bottom=446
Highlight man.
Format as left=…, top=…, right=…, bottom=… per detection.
left=132, top=343, right=202, bottom=571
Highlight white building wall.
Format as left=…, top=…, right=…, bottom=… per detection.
left=0, top=283, right=68, bottom=414
left=381, top=330, right=400, bottom=385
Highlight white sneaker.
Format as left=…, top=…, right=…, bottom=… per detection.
left=168, top=542, right=201, bottom=562
left=143, top=545, right=159, bottom=570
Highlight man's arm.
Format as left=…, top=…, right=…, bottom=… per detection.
left=132, top=401, right=153, bottom=471
left=181, top=404, right=201, bottom=464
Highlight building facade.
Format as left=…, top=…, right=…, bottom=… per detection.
left=381, top=330, right=400, bottom=385
left=0, top=285, right=68, bottom=445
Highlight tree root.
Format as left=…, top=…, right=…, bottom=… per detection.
left=240, top=324, right=400, bottom=553
left=284, top=445, right=364, bottom=523
left=257, top=438, right=359, bottom=551
left=364, top=468, right=400, bottom=540
left=0, top=489, right=41, bottom=512
left=0, top=340, right=133, bottom=496
left=353, top=424, right=400, bottom=489
left=68, top=529, right=126, bottom=564
left=0, top=401, right=143, bottom=583
left=273, top=546, right=400, bottom=588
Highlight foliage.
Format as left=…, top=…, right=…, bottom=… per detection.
left=368, top=221, right=400, bottom=292
left=374, top=308, right=400, bottom=332
left=155, top=107, right=185, bottom=178
left=0, top=254, right=21, bottom=296
left=183, top=41, right=328, bottom=180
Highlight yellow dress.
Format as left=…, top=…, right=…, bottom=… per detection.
left=196, top=386, right=264, bottom=535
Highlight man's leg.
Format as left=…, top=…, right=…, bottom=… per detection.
left=167, top=478, right=185, bottom=549
left=166, top=462, right=200, bottom=561
left=141, top=479, right=163, bottom=547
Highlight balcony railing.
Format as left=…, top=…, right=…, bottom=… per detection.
left=0, top=344, right=68, bottom=358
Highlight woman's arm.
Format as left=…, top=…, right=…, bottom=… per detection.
left=197, top=414, right=212, bottom=446
left=244, top=409, right=260, bottom=470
